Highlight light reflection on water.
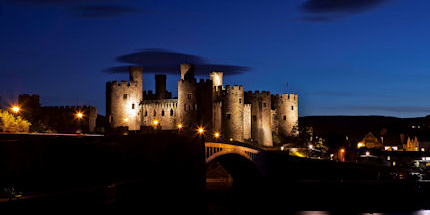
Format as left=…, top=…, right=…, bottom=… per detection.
left=295, top=211, right=430, bottom=215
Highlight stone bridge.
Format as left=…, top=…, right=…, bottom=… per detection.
left=205, top=141, right=262, bottom=163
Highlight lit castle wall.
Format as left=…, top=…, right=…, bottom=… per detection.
left=106, top=64, right=299, bottom=146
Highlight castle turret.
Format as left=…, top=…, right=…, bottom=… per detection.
left=222, top=85, right=244, bottom=142
left=272, top=94, right=298, bottom=137
left=245, top=91, right=273, bottom=146
left=155, top=74, right=167, bottom=100
left=106, top=66, right=143, bottom=130
left=178, top=64, right=198, bottom=128
left=209, top=72, right=223, bottom=88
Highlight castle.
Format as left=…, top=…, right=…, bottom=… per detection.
left=106, top=64, right=298, bottom=146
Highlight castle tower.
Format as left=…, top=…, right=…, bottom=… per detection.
left=272, top=94, right=298, bottom=137
left=155, top=74, right=167, bottom=100
left=245, top=91, right=273, bottom=146
left=106, top=66, right=143, bottom=130
left=177, top=64, right=198, bottom=128
left=222, top=85, right=244, bottom=142
left=209, top=72, right=223, bottom=88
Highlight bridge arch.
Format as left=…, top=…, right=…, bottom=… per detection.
left=205, top=142, right=264, bottom=191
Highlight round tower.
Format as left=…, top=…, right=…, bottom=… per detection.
left=106, top=66, right=143, bottom=130
left=222, top=85, right=244, bottom=142
left=244, top=91, right=273, bottom=146
left=177, top=64, right=198, bottom=128
left=209, top=72, right=223, bottom=88
left=272, top=94, right=298, bottom=137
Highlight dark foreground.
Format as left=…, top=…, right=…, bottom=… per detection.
left=1, top=133, right=430, bottom=214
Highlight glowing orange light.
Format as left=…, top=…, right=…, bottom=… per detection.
left=340, top=148, right=345, bottom=153
left=11, top=106, right=20, bottom=113
left=177, top=123, right=183, bottom=129
left=214, top=132, right=220, bottom=138
left=229, top=138, right=233, bottom=141
left=197, top=127, right=205, bottom=134
left=153, top=120, right=159, bottom=126
left=75, top=111, right=84, bottom=119
left=123, top=118, right=129, bottom=122
left=308, top=144, right=313, bottom=150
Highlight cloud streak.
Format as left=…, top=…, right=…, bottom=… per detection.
left=300, top=0, right=393, bottom=22
left=105, top=49, right=250, bottom=76
left=330, top=105, right=430, bottom=113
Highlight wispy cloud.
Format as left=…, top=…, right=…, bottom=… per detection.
left=5, top=0, right=146, bottom=18
left=329, top=105, right=430, bottom=113
left=300, top=0, right=394, bottom=22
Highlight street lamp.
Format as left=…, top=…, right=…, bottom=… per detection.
left=11, top=106, right=20, bottom=114
left=177, top=123, right=183, bottom=129
left=197, top=127, right=205, bottom=135
left=75, top=111, right=84, bottom=119
left=152, top=119, right=159, bottom=126
left=214, top=132, right=220, bottom=139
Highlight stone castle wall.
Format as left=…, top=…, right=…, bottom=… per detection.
left=106, top=66, right=142, bottom=130
left=245, top=91, right=273, bottom=146
left=222, top=85, right=244, bottom=142
left=141, top=100, right=178, bottom=130
left=272, top=94, right=298, bottom=137
left=243, top=104, right=251, bottom=140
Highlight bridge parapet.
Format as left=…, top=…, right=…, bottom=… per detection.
left=205, top=142, right=260, bottom=163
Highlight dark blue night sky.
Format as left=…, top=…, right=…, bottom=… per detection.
left=1, top=0, right=430, bottom=117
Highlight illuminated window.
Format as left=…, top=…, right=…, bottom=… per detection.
left=283, top=116, right=286, bottom=121
left=392, top=146, right=398, bottom=151
left=226, top=113, right=231, bottom=120
left=123, top=94, right=127, bottom=100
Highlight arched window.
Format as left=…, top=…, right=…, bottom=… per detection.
left=162, top=110, right=165, bottom=116
left=170, top=109, right=173, bottom=116
left=153, top=110, right=156, bottom=116
left=184, top=104, right=186, bottom=111
left=145, top=111, right=147, bottom=117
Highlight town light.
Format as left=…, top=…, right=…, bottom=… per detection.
left=214, top=132, right=220, bottom=138
left=152, top=119, right=159, bottom=126
left=308, top=144, right=313, bottom=150
left=357, top=142, right=365, bottom=148
left=75, top=111, right=84, bottom=119
left=177, top=123, right=183, bottom=129
left=197, top=127, right=205, bottom=135
left=229, top=138, right=233, bottom=141
left=123, top=118, right=129, bottom=122
left=340, top=148, right=345, bottom=153
left=365, top=151, right=370, bottom=156
left=11, top=106, right=20, bottom=113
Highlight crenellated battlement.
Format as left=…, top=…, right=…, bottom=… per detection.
left=223, top=85, right=243, bottom=95
left=141, top=100, right=178, bottom=109
left=244, top=90, right=271, bottom=98
left=272, top=93, right=298, bottom=102
left=107, top=79, right=139, bottom=90
left=41, top=105, right=96, bottom=112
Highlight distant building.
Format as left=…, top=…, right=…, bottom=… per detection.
left=358, top=132, right=382, bottom=149
left=17, top=94, right=97, bottom=133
